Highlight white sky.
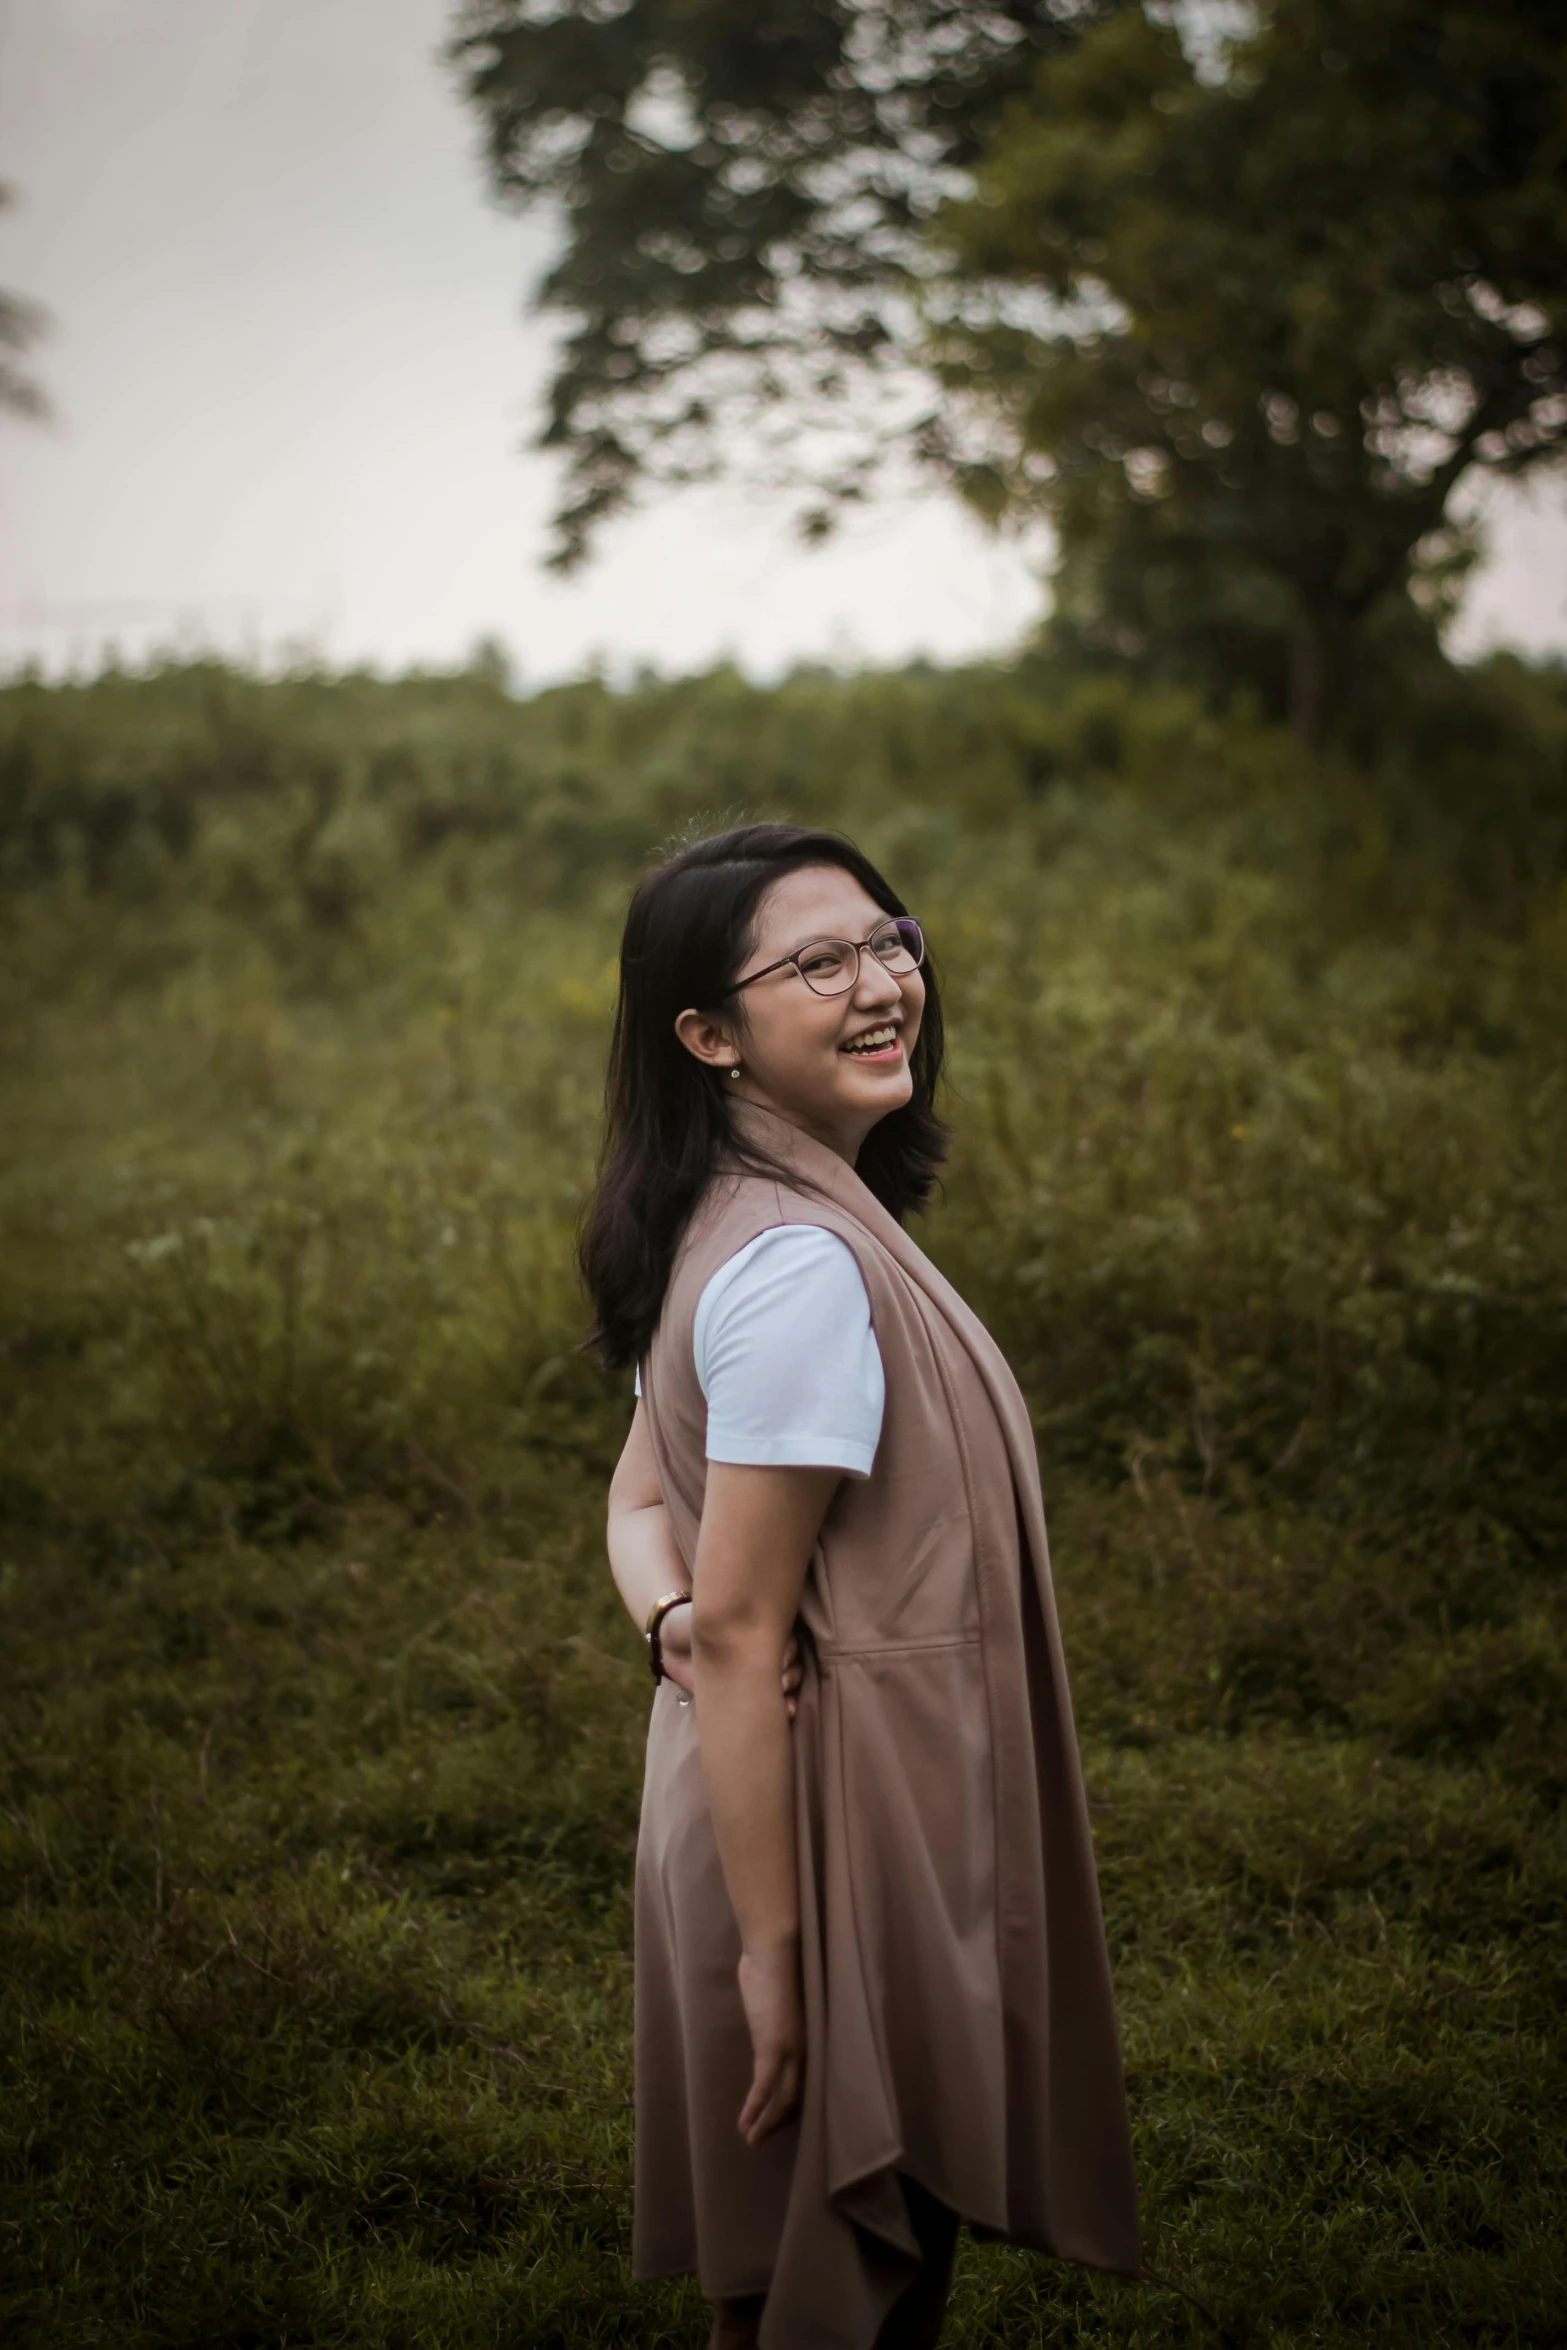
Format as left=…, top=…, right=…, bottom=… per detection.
left=1, top=0, right=1562, bottom=683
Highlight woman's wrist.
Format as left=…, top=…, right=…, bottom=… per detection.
left=644, top=1588, right=692, bottom=1682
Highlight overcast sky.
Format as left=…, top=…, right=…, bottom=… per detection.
left=2, top=0, right=1563, bottom=684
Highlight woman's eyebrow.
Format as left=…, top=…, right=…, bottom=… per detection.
left=786, top=920, right=876, bottom=952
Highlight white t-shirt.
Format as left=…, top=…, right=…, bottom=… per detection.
left=635, top=1223, right=885, bottom=1479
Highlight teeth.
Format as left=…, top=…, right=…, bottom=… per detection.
left=845, top=1026, right=897, bottom=1053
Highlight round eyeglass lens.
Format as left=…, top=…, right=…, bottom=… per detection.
left=872, top=918, right=922, bottom=970
left=796, top=942, right=858, bottom=992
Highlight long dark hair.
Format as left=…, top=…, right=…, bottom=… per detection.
left=579, top=822, right=948, bottom=1372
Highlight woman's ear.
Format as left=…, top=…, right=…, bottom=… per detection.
left=674, top=1007, right=740, bottom=1070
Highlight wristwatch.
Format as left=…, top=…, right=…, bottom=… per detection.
left=644, top=1589, right=692, bottom=1683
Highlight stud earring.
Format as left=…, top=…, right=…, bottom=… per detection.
left=727, top=1063, right=741, bottom=1080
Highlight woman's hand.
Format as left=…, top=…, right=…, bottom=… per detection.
left=736, top=1936, right=805, bottom=2147
left=659, top=1608, right=803, bottom=1718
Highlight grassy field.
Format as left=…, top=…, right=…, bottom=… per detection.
left=2, top=655, right=1565, bottom=2347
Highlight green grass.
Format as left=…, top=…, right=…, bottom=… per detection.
left=1, top=655, right=1564, bottom=2345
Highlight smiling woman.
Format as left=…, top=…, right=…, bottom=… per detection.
left=678, top=877, right=928, bottom=1148
left=582, top=824, right=1138, bottom=2349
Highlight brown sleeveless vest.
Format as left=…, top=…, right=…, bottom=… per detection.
left=633, top=1099, right=1138, bottom=2346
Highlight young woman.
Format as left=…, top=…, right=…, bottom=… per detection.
left=584, top=823, right=1137, bottom=2350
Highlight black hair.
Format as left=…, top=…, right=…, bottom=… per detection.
left=578, top=821, right=948, bottom=1372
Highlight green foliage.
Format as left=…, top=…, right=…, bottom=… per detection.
left=448, top=0, right=1078, bottom=567
left=453, top=0, right=1567, bottom=736
left=2, top=655, right=1565, bottom=2343
left=935, top=0, right=1567, bottom=737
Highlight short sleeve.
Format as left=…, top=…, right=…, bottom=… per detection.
left=694, top=1224, right=884, bottom=1479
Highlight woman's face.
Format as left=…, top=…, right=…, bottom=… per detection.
left=674, top=862, right=926, bottom=1165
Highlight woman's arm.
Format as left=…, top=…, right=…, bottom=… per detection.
left=690, top=1459, right=840, bottom=2146
left=605, top=1400, right=803, bottom=1710
left=606, top=1398, right=693, bottom=1675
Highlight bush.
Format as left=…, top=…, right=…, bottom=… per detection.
left=2, top=651, right=1564, bottom=2344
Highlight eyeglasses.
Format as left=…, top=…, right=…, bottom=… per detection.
left=728, top=915, right=925, bottom=1000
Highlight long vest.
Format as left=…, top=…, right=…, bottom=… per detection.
left=633, top=1099, right=1138, bottom=2348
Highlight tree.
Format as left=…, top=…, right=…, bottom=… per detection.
left=453, top=0, right=1567, bottom=739
left=0, top=185, right=49, bottom=423
left=932, top=0, right=1567, bottom=738
left=449, top=0, right=1105, bottom=565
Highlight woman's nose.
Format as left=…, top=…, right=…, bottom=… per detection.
left=857, top=957, right=902, bottom=1004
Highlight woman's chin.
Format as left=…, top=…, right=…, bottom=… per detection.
left=744, top=1063, right=913, bottom=1134
left=838, top=1062, right=913, bottom=1112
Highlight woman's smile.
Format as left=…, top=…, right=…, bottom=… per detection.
left=839, top=1022, right=903, bottom=1063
